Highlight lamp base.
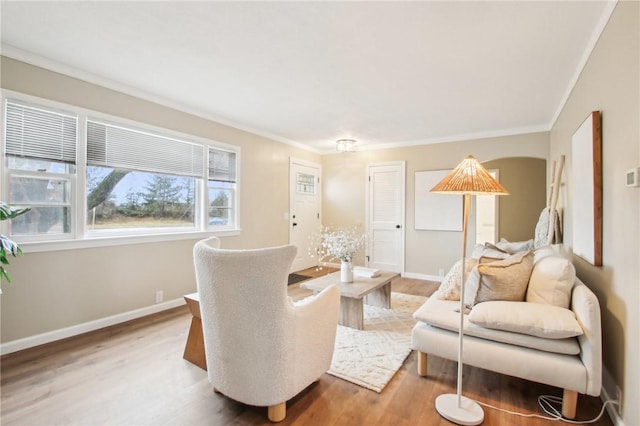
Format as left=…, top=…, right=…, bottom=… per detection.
left=435, top=394, right=484, bottom=426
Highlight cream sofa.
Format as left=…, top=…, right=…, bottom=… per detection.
left=411, top=245, right=602, bottom=419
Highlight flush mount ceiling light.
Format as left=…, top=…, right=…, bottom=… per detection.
left=336, top=139, right=357, bottom=152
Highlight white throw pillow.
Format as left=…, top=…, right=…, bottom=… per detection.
left=526, top=255, right=576, bottom=308
left=471, top=243, right=518, bottom=260
left=470, top=244, right=487, bottom=260
left=533, top=244, right=567, bottom=263
left=435, top=258, right=478, bottom=301
left=462, top=265, right=482, bottom=306
left=496, top=238, right=534, bottom=254
left=468, top=301, right=583, bottom=339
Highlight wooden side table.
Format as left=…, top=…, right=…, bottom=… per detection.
left=183, top=292, right=207, bottom=370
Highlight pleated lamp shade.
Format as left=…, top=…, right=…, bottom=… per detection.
left=431, top=155, right=509, bottom=196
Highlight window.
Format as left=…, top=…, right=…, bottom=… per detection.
left=86, top=120, right=204, bottom=234
left=296, top=172, right=315, bottom=194
left=4, top=100, right=77, bottom=239
left=1, top=93, right=240, bottom=247
left=208, top=147, right=236, bottom=228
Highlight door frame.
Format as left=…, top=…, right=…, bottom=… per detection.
left=289, top=157, right=322, bottom=271
left=365, top=161, right=406, bottom=274
left=474, top=169, right=501, bottom=245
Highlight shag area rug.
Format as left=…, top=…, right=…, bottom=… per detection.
left=327, top=292, right=427, bottom=392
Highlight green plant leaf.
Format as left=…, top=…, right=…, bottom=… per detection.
left=0, top=266, right=11, bottom=283
left=0, top=202, right=30, bottom=221
left=0, top=201, right=29, bottom=285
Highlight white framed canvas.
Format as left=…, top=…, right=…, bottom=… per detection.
left=571, top=111, right=602, bottom=266
left=415, top=169, right=463, bottom=231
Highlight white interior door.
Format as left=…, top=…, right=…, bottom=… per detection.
left=289, top=159, right=321, bottom=273
left=366, top=162, right=405, bottom=273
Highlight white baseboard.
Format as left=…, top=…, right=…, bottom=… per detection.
left=401, top=271, right=443, bottom=282
left=601, top=366, right=625, bottom=426
left=0, top=298, right=185, bottom=356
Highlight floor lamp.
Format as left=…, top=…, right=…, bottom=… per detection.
left=430, top=155, right=509, bottom=426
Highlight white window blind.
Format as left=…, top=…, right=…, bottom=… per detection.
left=209, top=147, right=236, bottom=182
left=87, top=120, right=204, bottom=178
left=5, top=100, right=77, bottom=164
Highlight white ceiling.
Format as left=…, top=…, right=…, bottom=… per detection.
left=0, top=1, right=614, bottom=153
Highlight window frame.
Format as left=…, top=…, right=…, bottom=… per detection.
left=207, top=146, right=238, bottom=230
left=1, top=90, right=241, bottom=253
left=6, top=168, right=77, bottom=242
left=3, top=97, right=79, bottom=242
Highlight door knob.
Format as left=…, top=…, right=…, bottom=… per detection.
left=396, top=224, right=401, bottom=229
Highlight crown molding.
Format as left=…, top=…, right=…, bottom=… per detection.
left=321, top=123, right=551, bottom=154
left=549, top=0, right=618, bottom=128
left=0, top=44, right=319, bottom=154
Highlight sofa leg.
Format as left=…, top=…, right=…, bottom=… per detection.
left=417, top=351, right=428, bottom=377
left=562, top=389, right=577, bottom=419
left=268, top=402, right=286, bottom=422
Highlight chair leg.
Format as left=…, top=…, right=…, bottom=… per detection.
left=562, top=389, right=578, bottom=419
left=417, top=351, right=428, bottom=377
left=268, top=402, right=286, bottom=422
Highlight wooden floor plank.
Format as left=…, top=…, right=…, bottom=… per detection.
left=0, top=271, right=611, bottom=426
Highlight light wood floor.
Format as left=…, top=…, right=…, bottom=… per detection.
left=1, top=268, right=611, bottom=426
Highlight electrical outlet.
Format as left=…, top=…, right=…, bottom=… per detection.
left=616, top=386, right=623, bottom=416
left=438, top=268, right=445, bottom=277
left=155, top=290, right=163, bottom=304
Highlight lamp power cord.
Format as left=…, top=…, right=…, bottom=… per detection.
left=475, top=394, right=619, bottom=424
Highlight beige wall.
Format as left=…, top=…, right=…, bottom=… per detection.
left=549, top=2, right=639, bottom=424
left=3, top=8, right=637, bottom=422
left=0, top=57, right=320, bottom=342
left=322, top=134, right=548, bottom=277
left=483, top=157, right=547, bottom=242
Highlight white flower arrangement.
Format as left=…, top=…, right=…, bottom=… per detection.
left=308, top=226, right=366, bottom=264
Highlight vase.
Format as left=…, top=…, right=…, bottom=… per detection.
left=340, top=260, right=353, bottom=283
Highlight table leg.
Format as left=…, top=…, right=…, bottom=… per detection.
left=339, top=297, right=364, bottom=329
left=183, top=294, right=207, bottom=370
left=364, top=282, right=391, bottom=308
left=183, top=316, right=207, bottom=370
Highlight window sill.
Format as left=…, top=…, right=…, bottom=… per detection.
left=19, top=229, right=241, bottom=253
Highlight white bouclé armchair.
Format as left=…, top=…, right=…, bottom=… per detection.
left=193, top=237, right=340, bottom=422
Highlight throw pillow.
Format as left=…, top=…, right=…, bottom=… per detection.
left=462, top=264, right=482, bottom=306
left=435, top=258, right=478, bottom=301
left=526, top=255, right=576, bottom=308
left=473, top=244, right=511, bottom=262
left=470, top=243, right=487, bottom=259
left=464, top=250, right=534, bottom=308
left=533, top=244, right=566, bottom=263
left=496, top=238, right=534, bottom=254
left=468, top=301, right=583, bottom=339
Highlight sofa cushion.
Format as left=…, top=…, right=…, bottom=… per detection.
left=468, top=301, right=583, bottom=339
left=413, top=296, right=580, bottom=355
left=526, top=255, right=575, bottom=308
left=464, top=250, right=534, bottom=308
